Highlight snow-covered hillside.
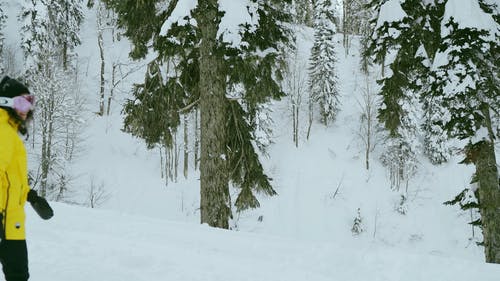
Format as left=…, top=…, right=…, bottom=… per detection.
left=2, top=1, right=500, bottom=279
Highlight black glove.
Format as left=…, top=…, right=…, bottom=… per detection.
left=27, top=190, right=54, bottom=220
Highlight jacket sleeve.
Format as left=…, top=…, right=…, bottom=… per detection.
left=24, top=187, right=31, bottom=203
left=0, top=126, right=14, bottom=175
left=0, top=126, right=15, bottom=207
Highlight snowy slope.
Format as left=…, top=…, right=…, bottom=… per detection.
left=2, top=1, right=500, bottom=279
left=27, top=203, right=500, bottom=281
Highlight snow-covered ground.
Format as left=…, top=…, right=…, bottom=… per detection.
left=2, top=1, right=500, bottom=280
left=26, top=203, right=500, bottom=281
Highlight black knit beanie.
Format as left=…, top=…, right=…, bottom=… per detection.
left=0, top=76, right=30, bottom=98
left=0, top=76, right=32, bottom=137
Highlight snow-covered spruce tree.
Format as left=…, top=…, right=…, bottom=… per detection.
left=364, top=0, right=389, bottom=75
left=20, top=0, right=50, bottom=70
left=20, top=0, right=83, bottom=71
left=308, top=0, right=340, bottom=126
left=419, top=1, right=452, bottom=165
left=367, top=0, right=449, bottom=189
left=369, top=0, right=451, bottom=165
left=395, top=194, right=408, bottom=215
left=422, top=92, right=451, bottom=164
left=47, top=0, right=84, bottom=70
left=104, top=0, right=292, bottom=229
left=367, top=0, right=422, bottom=190
left=292, top=0, right=314, bottom=26
left=252, top=102, right=275, bottom=155
left=379, top=93, right=421, bottom=191
left=359, top=0, right=377, bottom=74
left=351, top=208, right=364, bottom=235
left=366, top=0, right=441, bottom=77
left=425, top=0, right=500, bottom=263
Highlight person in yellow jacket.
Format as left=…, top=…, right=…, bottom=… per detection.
left=0, top=76, right=53, bottom=281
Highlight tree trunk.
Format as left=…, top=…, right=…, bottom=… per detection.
left=381, top=55, right=385, bottom=77
left=476, top=140, right=500, bottom=263
left=306, top=94, right=313, bottom=140
left=292, top=103, right=298, bottom=147
left=343, top=0, right=349, bottom=56
left=167, top=143, right=173, bottom=183
left=475, top=108, right=500, bottom=263
left=62, top=2, right=69, bottom=70
left=40, top=126, right=49, bottom=196
left=173, top=134, right=179, bottom=182
left=196, top=0, right=231, bottom=229
left=168, top=144, right=173, bottom=181
left=365, top=131, right=370, bottom=170
left=159, top=145, right=164, bottom=180
left=365, top=79, right=373, bottom=170
left=107, top=63, right=117, bottom=116
left=40, top=98, right=55, bottom=197
left=184, top=114, right=189, bottom=179
left=97, top=7, right=105, bottom=116
left=194, top=109, right=200, bottom=170
left=295, top=104, right=299, bottom=147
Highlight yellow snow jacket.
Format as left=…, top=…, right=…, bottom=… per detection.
left=0, top=109, right=30, bottom=240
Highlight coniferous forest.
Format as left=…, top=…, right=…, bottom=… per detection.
left=0, top=0, right=499, bottom=266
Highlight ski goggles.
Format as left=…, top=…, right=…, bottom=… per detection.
left=0, top=95, right=35, bottom=114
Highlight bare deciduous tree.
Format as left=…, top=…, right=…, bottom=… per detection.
left=97, top=1, right=106, bottom=116
left=356, top=76, right=380, bottom=170
left=1, top=44, right=23, bottom=76
left=284, top=47, right=308, bottom=147
left=28, top=59, right=85, bottom=199
left=342, top=0, right=370, bottom=56
left=88, top=177, right=111, bottom=208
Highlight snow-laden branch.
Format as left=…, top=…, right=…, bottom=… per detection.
left=442, top=0, right=499, bottom=39
left=159, top=0, right=261, bottom=48
left=159, top=0, right=198, bottom=34
left=375, top=0, right=407, bottom=30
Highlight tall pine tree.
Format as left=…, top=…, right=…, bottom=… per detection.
left=426, top=0, right=500, bottom=263
left=104, top=0, right=292, bottom=228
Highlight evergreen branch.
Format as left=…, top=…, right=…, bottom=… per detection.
left=443, top=188, right=467, bottom=206
left=470, top=219, right=482, bottom=227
